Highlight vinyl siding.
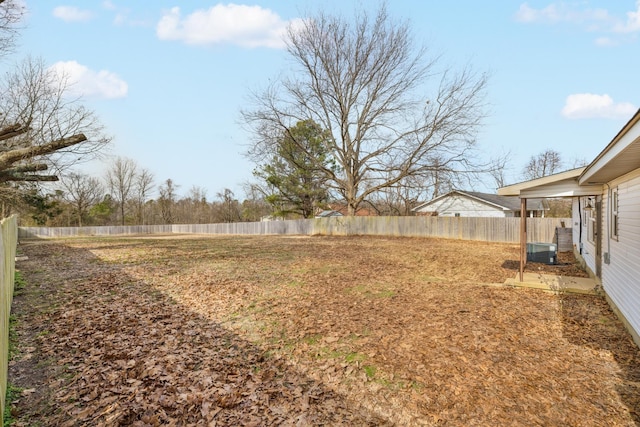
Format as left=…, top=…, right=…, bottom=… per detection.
left=602, top=171, right=640, bottom=342
left=416, top=195, right=507, bottom=217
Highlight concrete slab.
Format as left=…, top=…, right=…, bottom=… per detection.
left=503, top=272, right=601, bottom=295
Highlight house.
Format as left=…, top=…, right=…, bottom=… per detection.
left=412, top=190, right=548, bottom=217
left=326, top=203, right=378, bottom=216
left=498, top=108, right=640, bottom=347
left=315, top=210, right=344, bottom=218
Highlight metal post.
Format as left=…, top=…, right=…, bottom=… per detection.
left=520, top=198, right=526, bottom=282
left=520, top=198, right=527, bottom=282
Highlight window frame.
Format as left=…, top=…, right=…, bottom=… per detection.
left=611, top=187, right=619, bottom=241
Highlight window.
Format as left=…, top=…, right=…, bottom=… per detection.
left=454, top=213, right=461, bottom=217
left=611, top=188, right=619, bottom=240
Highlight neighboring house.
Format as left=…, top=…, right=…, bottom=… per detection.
left=315, top=210, right=344, bottom=218
left=412, top=190, right=548, bottom=218
left=498, top=108, right=640, bottom=347
left=326, top=203, right=378, bottom=216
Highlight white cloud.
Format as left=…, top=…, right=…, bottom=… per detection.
left=561, top=93, right=636, bottom=119
left=515, top=2, right=640, bottom=45
left=102, top=1, right=116, bottom=11
left=49, top=61, right=128, bottom=99
left=594, top=36, right=618, bottom=47
left=52, top=6, right=93, bottom=22
left=613, top=0, right=640, bottom=33
left=156, top=4, right=300, bottom=48
left=514, top=2, right=611, bottom=25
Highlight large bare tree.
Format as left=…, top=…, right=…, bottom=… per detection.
left=243, top=5, right=488, bottom=215
left=0, top=57, right=110, bottom=191
left=0, top=0, right=24, bottom=58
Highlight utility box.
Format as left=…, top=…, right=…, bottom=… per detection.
left=527, top=242, right=557, bottom=265
left=555, top=227, right=573, bottom=252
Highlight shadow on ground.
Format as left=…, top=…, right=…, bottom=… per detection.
left=9, top=239, right=387, bottom=426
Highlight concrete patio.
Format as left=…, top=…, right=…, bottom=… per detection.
left=503, top=272, right=601, bottom=295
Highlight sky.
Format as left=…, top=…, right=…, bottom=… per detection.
left=8, top=1, right=640, bottom=199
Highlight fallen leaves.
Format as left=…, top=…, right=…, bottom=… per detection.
left=8, top=235, right=640, bottom=426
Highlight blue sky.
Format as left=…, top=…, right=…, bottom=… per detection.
left=10, top=1, right=640, bottom=199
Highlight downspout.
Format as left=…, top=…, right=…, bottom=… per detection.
left=519, top=198, right=526, bottom=282
left=605, top=184, right=611, bottom=264
left=578, top=197, right=582, bottom=254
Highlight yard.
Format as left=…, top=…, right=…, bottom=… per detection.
left=8, top=235, right=640, bottom=426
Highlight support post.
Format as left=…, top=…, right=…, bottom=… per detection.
left=519, top=198, right=527, bottom=282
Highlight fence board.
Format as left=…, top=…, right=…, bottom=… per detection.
left=0, top=216, right=17, bottom=424
left=19, top=217, right=570, bottom=244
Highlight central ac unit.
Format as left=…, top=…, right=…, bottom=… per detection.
left=527, top=242, right=557, bottom=265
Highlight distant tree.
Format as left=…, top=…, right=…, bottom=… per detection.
left=60, top=172, right=103, bottom=226
left=184, top=185, right=210, bottom=223
left=90, top=194, right=115, bottom=225
left=133, top=168, right=154, bottom=225
left=20, top=187, right=64, bottom=226
left=213, top=188, right=240, bottom=223
left=158, top=179, right=178, bottom=224
left=488, top=152, right=512, bottom=189
left=547, top=198, right=572, bottom=218
left=106, top=157, right=138, bottom=225
left=523, top=149, right=563, bottom=180
left=241, top=183, right=273, bottom=221
left=253, top=120, right=334, bottom=218
left=243, top=5, right=488, bottom=215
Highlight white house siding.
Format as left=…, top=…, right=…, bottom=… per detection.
left=417, top=195, right=507, bottom=217
left=601, top=170, right=640, bottom=342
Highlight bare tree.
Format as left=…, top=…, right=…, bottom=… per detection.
left=60, top=172, right=103, bottom=226
left=523, top=149, right=563, bottom=180
left=185, top=185, right=211, bottom=223
left=488, top=152, right=512, bottom=189
left=0, top=0, right=24, bottom=59
left=243, top=5, right=488, bottom=215
left=133, top=168, right=154, bottom=225
left=106, top=157, right=138, bottom=225
left=214, top=188, right=240, bottom=223
left=0, top=57, right=110, bottom=185
left=242, top=181, right=278, bottom=221
left=158, top=178, right=178, bottom=224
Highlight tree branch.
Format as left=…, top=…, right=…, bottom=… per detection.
left=0, top=133, right=86, bottom=169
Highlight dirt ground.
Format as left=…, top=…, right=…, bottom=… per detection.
left=8, top=235, right=640, bottom=426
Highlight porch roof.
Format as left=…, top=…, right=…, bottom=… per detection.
left=497, top=168, right=602, bottom=198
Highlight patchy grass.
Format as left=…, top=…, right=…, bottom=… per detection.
left=8, top=235, right=640, bottom=426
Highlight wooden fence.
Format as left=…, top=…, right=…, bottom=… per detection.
left=19, top=217, right=570, bottom=244
left=0, top=216, right=17, bottom=424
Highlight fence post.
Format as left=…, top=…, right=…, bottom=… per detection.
left=0, top=215, right=18, bottom=425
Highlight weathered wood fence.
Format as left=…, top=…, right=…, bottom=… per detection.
left=19, top=217, right=570, bottom=244
left=0, top=216, right=17, bottom=424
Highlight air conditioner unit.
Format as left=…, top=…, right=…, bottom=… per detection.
left=527, top=242, right=557, bottom=265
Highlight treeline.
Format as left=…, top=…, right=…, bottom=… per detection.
left=10, top=157, right=271, bottom=227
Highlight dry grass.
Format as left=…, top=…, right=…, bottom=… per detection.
left=9, top=235, right=640, bottom=426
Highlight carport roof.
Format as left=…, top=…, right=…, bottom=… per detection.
left=498, top=168, right=601, bottom=198
left=499, top=109, right=640, bottom=198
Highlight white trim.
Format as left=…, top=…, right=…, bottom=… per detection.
left=498, top=168, right=585, bottom=196
left=580, top=110, right=640, bottom=185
